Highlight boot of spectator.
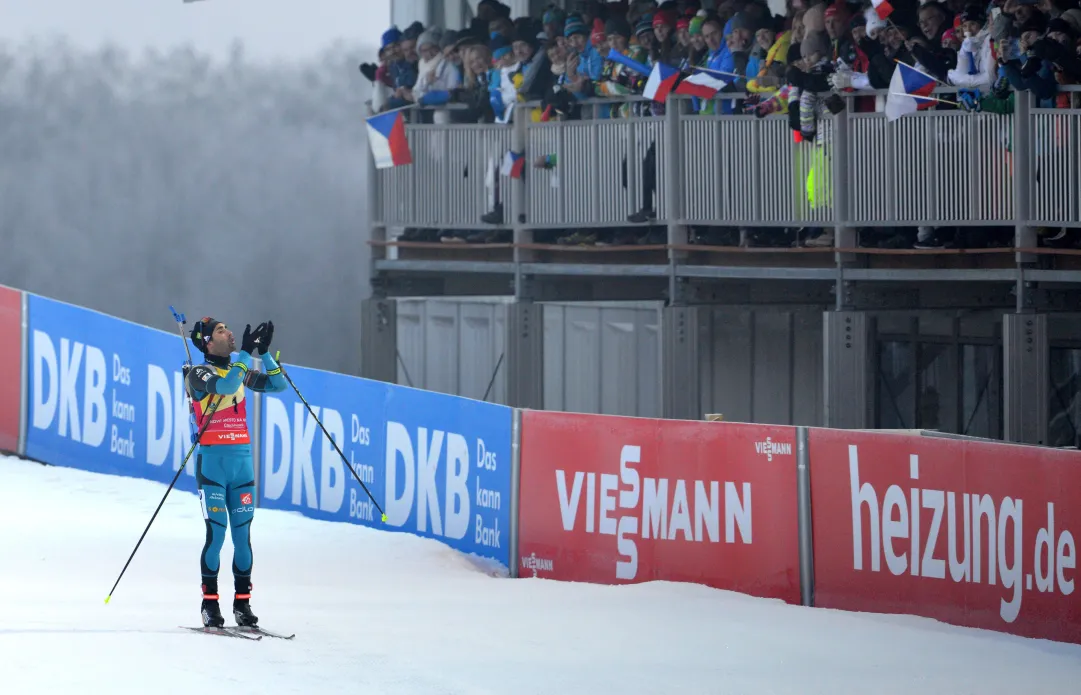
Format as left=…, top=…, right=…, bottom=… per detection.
left=915, top=226, right=945, bottom=250
left=481, top=204, right=504, bottom=226
left=627, top=207, right=657, bottom=224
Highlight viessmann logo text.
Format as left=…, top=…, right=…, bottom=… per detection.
left=521, top=553, right=554, bottom=577
left=847, top=445, right=1076, bottom=623
left=755, top=436, right=792, bottom=462
left=555, top=444, right=753, bottom=580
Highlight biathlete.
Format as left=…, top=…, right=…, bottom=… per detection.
left=185, top=317, right=286, bottom=628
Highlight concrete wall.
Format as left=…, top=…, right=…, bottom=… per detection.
left=396, top=297, right=510, bottom=404
left=698, top=308, right=824, bottom=427
left=543, top=302, right=661, bottom=417
left=394, top=298, right=824, bottom=424
left=395, top=298, right=662, bottom=415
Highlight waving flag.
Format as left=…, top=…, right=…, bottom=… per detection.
left=643, top=62, right=680, bottom=102
left=674, top=70, right=727, bottom=99
left=501, top=150, right=525, bottom=179
left=871, top=0, right=894, bottom=19
left=605, top=48, right=652, bottom=76
left=885, top=62, right=937, bottom=121
left=365, top=109, right=412, bottom=169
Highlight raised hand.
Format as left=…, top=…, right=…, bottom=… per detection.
left=257, top=321, right=275, bottom=355
left=241, top=324, right=258, bottom=355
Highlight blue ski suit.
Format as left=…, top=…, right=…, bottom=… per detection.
left=185, top=349, right=286, bottom=592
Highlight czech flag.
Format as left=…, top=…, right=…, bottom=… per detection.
left=885, top=62, right=938, bottom=121
left=501, top=150, right=525, bottom=179
left=871, top=0, right=894, bottom=19
left=674, top=70, right=727, bottom=99
left=643, top=62, right=680, bottom=102
left=365, top=109, right=412, bottom=169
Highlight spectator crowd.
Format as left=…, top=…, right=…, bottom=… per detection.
left=361, top=0, right=1081, bottom=250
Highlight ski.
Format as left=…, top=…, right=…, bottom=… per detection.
left=233, top=625, right=295, bottom=640
left=181, top=625, right=263, bottom=640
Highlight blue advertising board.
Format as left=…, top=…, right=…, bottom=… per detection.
left=25, top=295, right=256, bottom=494
left=260, top=364, right=513, bottom=568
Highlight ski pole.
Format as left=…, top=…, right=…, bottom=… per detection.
left=169, top=306, right=196, bottom=366
left=275, top=354, right=387, bottom=523
left=104, top=395, right=223, bottom=604
left=168, top=306, right=199, bottom=442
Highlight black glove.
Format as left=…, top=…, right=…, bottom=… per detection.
left=256, top=321, right=274, bottom=355
left=240, top=324, right=258, bottom=354
left=1020, top=54, right=1042, bottom=79
left=359, top=63, right=378, bottom=82
left=823, top=93, right=846, bottom=115
left=1030, top=39, right=1063, bottom=63
left=785, top=66, right=805, bottom=89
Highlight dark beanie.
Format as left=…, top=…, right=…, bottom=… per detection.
left=515, top=23, right=538, bottom=45
left=190, top=317, right=222, bottom=354
left=1019, top=13, right=1049, bottom=35
left=1047, top=17, right=1077, bottom=38
left=605, top=17, right=632, bottom=38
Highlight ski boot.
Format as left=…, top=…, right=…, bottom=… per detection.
left=200, top=580, right=225, bottom=628
left=233, top=578, right=259, bottom=627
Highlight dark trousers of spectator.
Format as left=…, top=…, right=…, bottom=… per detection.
left=626, top=141, right=656, bottom=224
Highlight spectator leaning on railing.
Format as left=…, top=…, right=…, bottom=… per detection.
left=361, top=0, right=1081, bottom=250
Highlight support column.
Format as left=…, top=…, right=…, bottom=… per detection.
left=360, top=298, right=397, bottom=383
left=1003, top=313, right=1049, bottom=445
left=662, top=306, right=701, bottom=420
left=823, top=310, right=873, bottom=429
left=506, top=302, right=544, bottom=409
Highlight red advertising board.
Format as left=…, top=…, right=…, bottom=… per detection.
left=809, top=428, right=1081, bottom=643
left=517, top=411, right=802, bottom=604
left=0, top=285, right=22, bottom=452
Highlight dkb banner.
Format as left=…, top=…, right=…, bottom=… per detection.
left=259, top=364, right=513, bottom=568
left=24, top=294, right=254, bottom=492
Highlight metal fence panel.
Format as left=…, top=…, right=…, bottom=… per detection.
left=681, top=116, right=834, bottom=226
left=1031, top=109, right=1081, bottom=226
left=848, top=111, right=1013, bottom=225
left=525, top=117, right=664, bottom=228
left=373, top=93, right=1073, bottom=232
left=377, top=125, right=512, bottom=228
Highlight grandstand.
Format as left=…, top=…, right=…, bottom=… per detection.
left=362, top=0, right=1081, bottom=449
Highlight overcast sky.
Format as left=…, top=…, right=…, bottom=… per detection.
left=0, top=0, right=390, bottom=61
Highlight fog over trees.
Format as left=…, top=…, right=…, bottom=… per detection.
left=0, top=37, right=373, bottom=374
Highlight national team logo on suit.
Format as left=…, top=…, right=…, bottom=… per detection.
left=240, top=492, right=253, bottom=506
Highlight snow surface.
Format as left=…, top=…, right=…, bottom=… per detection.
left=3, top=454, right=1081, bottom=695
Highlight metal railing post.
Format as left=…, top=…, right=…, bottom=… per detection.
left=509, top=407, right=523, bottom=578
left=512, top=112, right=531, bottom=298
left=832, top=96, right=854, bottom=253
left=796, top=425, right=815, bottom=607
left=666, top=98, right=685, bottom=304
left=1014, top=90, right=1036, bottom=264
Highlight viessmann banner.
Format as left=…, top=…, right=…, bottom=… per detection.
left=809, top=428, right=1081, bottom=644
left=24, top=294, right=254, bottom=493
left=0, top=285, right=22, bottom=453
left=517, top=411, right=802, bottom=603
left=259, top=363, right=513, bottom=568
